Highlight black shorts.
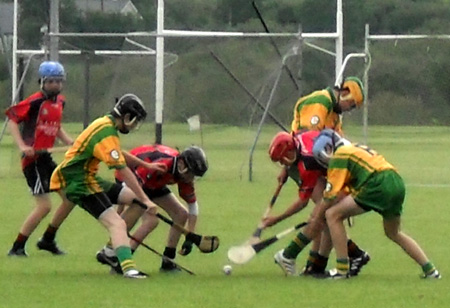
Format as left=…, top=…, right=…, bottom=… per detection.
left=23, top=154, right=57, bottom=196
left=115, top=179, right=171, bottom=200
left=142, top=186, right=171, bottom=200
left=78, top=183, right=123, bottom=219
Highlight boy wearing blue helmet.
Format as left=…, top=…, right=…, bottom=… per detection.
left=5, top=61, right=74, bottom=257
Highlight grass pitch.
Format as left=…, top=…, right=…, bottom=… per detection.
left=0, top=122, right=449, bottom=308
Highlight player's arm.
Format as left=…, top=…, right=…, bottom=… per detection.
left=116, top=166, right=157, bottom=210
left=178, top=183, right=198, bottom=256
left=122, top=150, right=167, bottom=172
left=56, top=127, right=74, bottom=145
left=8, top=120, right=34, bottom=156
left=262, top=197, right=309, bottom=228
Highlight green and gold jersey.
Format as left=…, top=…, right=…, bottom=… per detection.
left=50, top=115, right=126, bottom=195
left=290, top=87, right=342, bottom=134
left=323, top=144, right=396, bottom=201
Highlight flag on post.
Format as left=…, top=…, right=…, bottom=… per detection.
left=187, top=115, right=201, bottom=131
left=187, top=114, right=203, bottom=147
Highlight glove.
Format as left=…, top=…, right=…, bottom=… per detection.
left=178, top=240, right=194, bottom=256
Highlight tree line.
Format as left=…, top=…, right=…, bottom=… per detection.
left=1, top=0, right=450, bottom=125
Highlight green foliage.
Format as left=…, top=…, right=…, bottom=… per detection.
left=4, top=0, right=450, bottom=125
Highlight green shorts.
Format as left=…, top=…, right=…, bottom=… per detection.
left=354, top=170, right=405, bottom=219
left=64, top=176, right=114, bottom=205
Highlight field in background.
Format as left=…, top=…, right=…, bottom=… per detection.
left=0, top=122, right=449, bottom=308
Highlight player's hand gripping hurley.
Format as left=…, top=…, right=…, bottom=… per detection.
left=132, top=199, right=219, bottom=253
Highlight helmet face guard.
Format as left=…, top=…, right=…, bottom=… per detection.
left=113, top=94, right=147, bottom=134
left=179, top=146, right=208, bottom=177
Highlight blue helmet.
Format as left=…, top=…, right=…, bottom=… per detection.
left=312, top=129, right=350, bottom=167
left=38, top=61, right=65, bottom=80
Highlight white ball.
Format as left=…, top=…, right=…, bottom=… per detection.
left=223, top=264, right=232, bottom=275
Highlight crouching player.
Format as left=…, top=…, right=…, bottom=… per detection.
left=311, top=129, right=441, bottom=279
left=267, top=131, right=369, bottom=276
left=96, top=144, right=208, bottom=273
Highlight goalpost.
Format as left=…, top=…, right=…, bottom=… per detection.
left=9, top=0, right=347, bottom=146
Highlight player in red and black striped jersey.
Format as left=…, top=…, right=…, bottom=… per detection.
left=97, top=144, right=208, bottom=272
left=267, top=130, right=368, bottom=277
left=6, top=61, right=74, bottom=257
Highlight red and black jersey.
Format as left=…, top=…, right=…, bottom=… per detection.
left=116, top=144, right=196, bottom=203
left=291, top=130, right=326, bottom=201
left=5, top=91, right=65, bottom=169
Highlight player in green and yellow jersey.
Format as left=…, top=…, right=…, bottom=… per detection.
left=273, top=77, right=369, bottom=277
left=311, top=129, right=440, bottom=279
left=50, top=94, right=165, bottom=279
left=290, top=76, right=364, bottom=135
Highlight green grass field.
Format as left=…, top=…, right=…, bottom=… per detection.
left=0, top=122, right=449, bottom=308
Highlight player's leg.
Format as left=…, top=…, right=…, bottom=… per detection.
left=152, top=192, right=188, bottom=272
left=37, top=191, right=75, bottom=255
left=9, top=158, right=53, bottom=256
left=383, top=217, right=440, bottom=278
left=325, top=195, right=366, bottom=278
left=301, top=177, right=329, bottom=276
left=96, top=184, right=157, bottom=268
left=275, top=199, right=329, bottom=275
left=81, top=191, right=147, bottom=279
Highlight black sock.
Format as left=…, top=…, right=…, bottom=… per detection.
left=163, top=247, right=176, bottom=259
left=42, top=224, right=58, bottom=242
left=13, top=233, right=28, bottom=249
left=347, top=239, right=364, bottom=258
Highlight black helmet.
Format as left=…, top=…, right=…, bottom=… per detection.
left=179, top=146, right=208, bottom=177
left=111, top=94, right=147, bottom=133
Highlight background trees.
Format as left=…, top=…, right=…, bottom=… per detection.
left=1, top=0, right=450, bottom=125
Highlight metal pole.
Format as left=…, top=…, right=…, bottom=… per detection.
left=12, top=0, right=18, bottom=104
left=248, top=67, right=284, bottom=182
left=335, top=0, right=343, bottom=84
left=83, top=54, right=91, bottom=128
left=155, top=0, right=165, bottom=144
left=363, top=24, right=370, bottom=144
left=49, top=0, right=59, bottom=61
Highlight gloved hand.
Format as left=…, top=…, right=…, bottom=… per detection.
left=178, top=240, right=194, bottom=256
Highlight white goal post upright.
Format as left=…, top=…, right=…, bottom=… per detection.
left=11, top=0, right=345, bottom=145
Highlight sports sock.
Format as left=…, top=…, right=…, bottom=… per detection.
left=163, top=247, right=176, bottom=259
left=305, top=250, right=319, bottom=268
left=284, top=232, right=311, bottom=259
left=42, top=224, right=58, bottom=242
left=336, top=258, right=349, bottom=274
left=115, top=246, right=136, bottom=273
left=347, top=239, right=364, bottom=258
left=422, top=262, right=435, bottom=274
left=13, top=233, right=28, bottom=249
left=313, top=253, right=329, bottom=272
left=104, top=245, right=116, bottom=257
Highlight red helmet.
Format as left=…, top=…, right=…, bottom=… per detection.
left=268, top=132, right=296, bottom=162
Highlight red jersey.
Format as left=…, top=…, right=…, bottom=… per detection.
left=5, top=91, right=65, bottom=169
left=115, top=145, right=196, bottom=203
left=290, top=130, right=325, bottom=201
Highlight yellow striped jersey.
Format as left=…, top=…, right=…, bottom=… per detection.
left=323, top=144, right=396, bottom=200
left=290, top=87, right=343, bottom=134
left=50, top=115, right=126, bottom=191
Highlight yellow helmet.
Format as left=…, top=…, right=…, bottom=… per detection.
left=341, top=76, right=364, bottom=106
